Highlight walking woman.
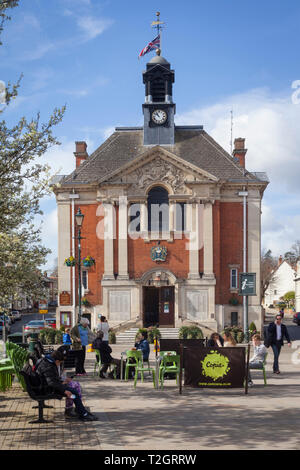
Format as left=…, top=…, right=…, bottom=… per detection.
left=71, top=317, right=95, bottom=376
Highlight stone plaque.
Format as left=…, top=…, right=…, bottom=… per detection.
left=109, top=290, right=131, bottom=321
left=186, top=290, right=208, bottom=322
left=60, top=291, right=71, bottom=306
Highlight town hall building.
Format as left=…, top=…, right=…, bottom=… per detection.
left=53, top=48, right=269, bottom=335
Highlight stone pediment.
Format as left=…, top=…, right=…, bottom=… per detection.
left=99, top=147, right=218, bottom=195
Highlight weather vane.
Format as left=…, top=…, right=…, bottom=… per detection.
left=151, top=11, right=165, bottom=55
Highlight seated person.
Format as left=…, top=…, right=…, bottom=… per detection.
left=223, top=332, right=237, bottom=347
left=207, top=332, right=224, bottom=348
left=92, top=330, right=121, bottom=379
left=134, top=331, right=150, bottom=362
left=35, top=349, right=98, bottom=421
left=248, top=333, right=267, bottom=386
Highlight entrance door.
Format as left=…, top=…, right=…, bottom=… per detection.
left=159, top=286, right=175, bottom=327
left=143, top=286, right=175, bottom=327
left=143, top=287, right=159, bottom=327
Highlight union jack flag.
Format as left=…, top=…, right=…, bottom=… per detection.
left=138, top=34, right=160, bottom=59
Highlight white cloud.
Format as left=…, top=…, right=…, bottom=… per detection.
left=177, top=87, right=300, bottom=256
left=76, top=16, right=114, bottom=41
left=21, top=42, right=56, bottom=61
left=39, top=208, right=58, bottom=271
left=177, top=87, right=300, bottom=189
left=102, top=126, right=115, bottom=140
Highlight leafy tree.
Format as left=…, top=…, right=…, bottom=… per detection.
left=282, top=291, right=295, bottom=309
left=0, top=1, right=65, bottom=309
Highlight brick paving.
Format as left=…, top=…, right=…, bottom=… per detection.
left=1, top=343, right=300, bottom=450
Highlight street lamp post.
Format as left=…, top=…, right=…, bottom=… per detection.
left=238, top=189, right=249, bottom=342
left=75, top=208, right=84, bottom=323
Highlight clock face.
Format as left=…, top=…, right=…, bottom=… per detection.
left=151, top=109, right=167, bottom=125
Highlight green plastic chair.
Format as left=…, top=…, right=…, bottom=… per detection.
left=159, top=351, right=177, bottom=358
left=133, top=359, right=156, bottom=388
left=247, top=353, right=268, bottom=386
left=159, top=354, right=180, bottom=389
left=125, top=350, right=143, bottom=381
left=10, top=345, right=29, bottom=391
left=0, top=364, right=14, bottom=391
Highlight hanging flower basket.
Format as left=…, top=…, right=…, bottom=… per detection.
left=82, top=297, right=91, bottom=307
left=64, top=256, right=76, bottom=267
left=82, top=255, right=95, bottom=267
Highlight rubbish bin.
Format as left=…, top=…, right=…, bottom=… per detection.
left=27, top=332, right=39, bottom=354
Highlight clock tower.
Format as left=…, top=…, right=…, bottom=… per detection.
left=142, top=49, right=176, bottom=146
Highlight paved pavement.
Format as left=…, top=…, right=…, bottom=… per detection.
left=1, top=342, right=300, bottom=450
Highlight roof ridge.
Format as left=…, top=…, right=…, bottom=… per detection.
left=64, top=132, right=121, bottom=182
left=201, top=130, right=255, bottom=180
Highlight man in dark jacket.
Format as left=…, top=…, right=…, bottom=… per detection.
left=267, top=314, right=291, bottom=374
left=92, top=331, right=121, bottom=378
left=36, top=350, right=98, bottom=421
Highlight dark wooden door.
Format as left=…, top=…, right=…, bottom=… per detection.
left=159, top=286, right=175, bottom=327
left=143, top=287, right=159, bottom=327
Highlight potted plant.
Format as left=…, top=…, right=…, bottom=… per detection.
left=82, top=255, right=95, bottom=267
left=64, top=256, right=76, bottom=267
left=249, top=322, right=257, bottom=338
left=179, top=326, right=204, bottom=339
left=229, top=296, right=239, bottom=306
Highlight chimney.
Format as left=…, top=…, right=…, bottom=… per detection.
left=233, top=137, right=247, bottom=168
left=74, top=141, right=88, bottom=168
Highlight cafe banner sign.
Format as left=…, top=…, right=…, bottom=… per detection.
left=184, top=347, right=246, bottom=389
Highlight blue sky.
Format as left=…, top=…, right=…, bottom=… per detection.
left=1, top=0, right=300, bottom=270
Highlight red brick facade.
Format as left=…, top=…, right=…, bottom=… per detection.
left=70, top=200, right=245, bottom=310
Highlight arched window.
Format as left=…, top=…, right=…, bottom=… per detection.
left=147, top=186, right=169, bottom=232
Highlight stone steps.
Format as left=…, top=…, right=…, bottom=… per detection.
left=116, top=327, right=179, bottom=344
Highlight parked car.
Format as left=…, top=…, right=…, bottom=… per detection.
left=0, top=317, right=11, bottom=334
left=24, top=320, right=46, bottom=333
left=11, top=310, right=22, bottom=321
left=45, top=318, right=56, bottom=329
left=293, top=312, right=300, bottom=326
left=48, top=300, right=58, bottom=308
left=6, top=312, right=15, bottom=324
left=0, top=314, right=12, bottom=326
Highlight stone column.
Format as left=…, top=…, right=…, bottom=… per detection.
left=118, top=196, right=129, bottom=279
left=103, top=202, right=115, bottom=280
left=247, top=196, right=261, bottom=307
left=140, top=200, right=148, bottom=238
left=203, top=201, right=215, bottom=280
left=188, top=202, right=200, bottom=280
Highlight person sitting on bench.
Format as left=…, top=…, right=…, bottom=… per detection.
left=36, top=350, right=98, bottom=421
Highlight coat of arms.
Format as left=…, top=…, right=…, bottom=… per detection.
left=151, top=243, right=167, bottom=262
